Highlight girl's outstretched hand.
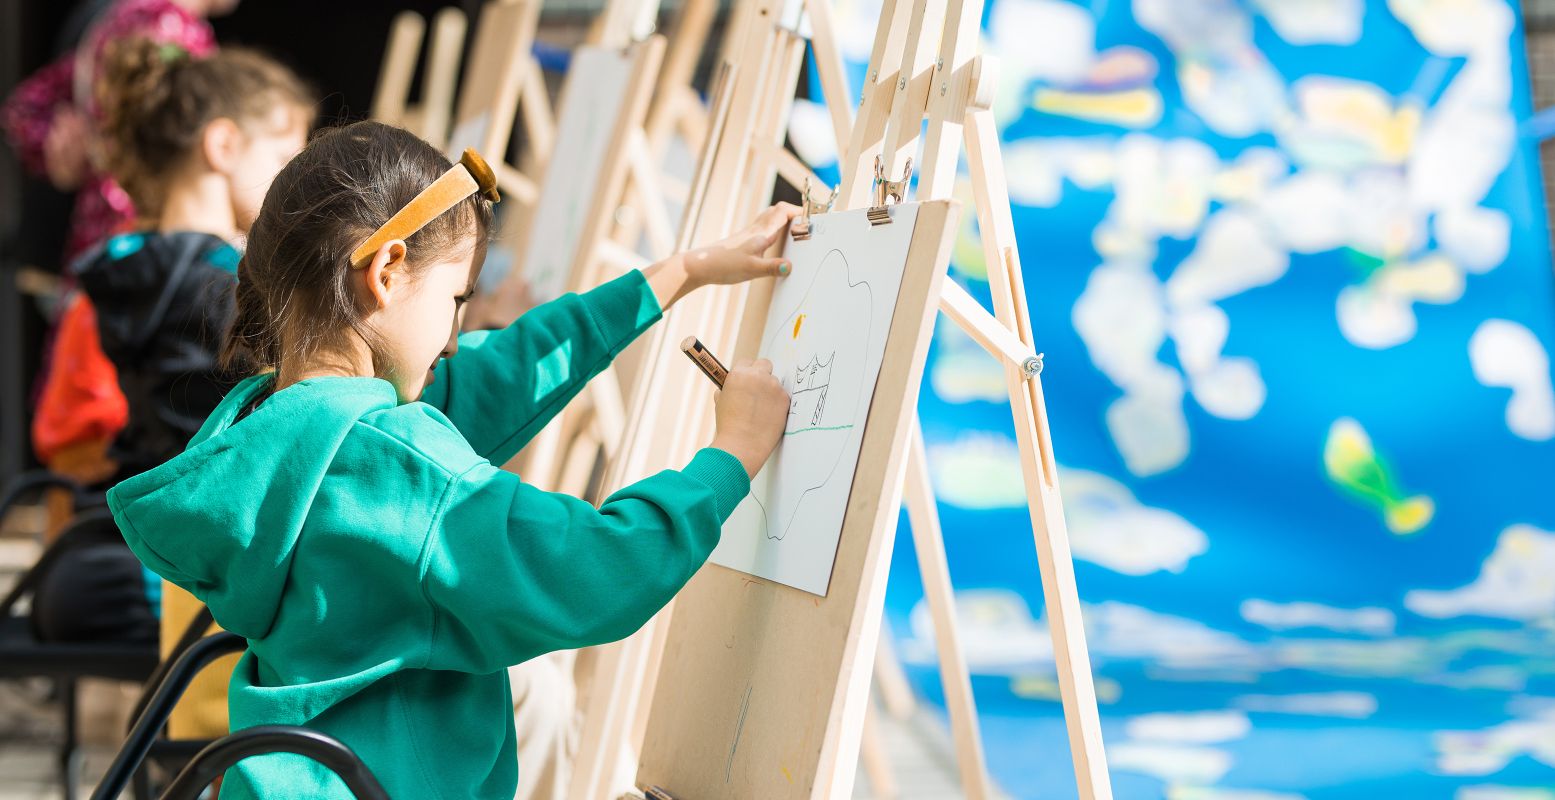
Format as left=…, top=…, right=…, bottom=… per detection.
left=684, top=202, right=802, bottom=287
left=644, top=202, right=801, bottom=310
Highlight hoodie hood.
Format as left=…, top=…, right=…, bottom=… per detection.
left=108, top=373, right=400, bottom=639
left=75, top=231, right=240, bottom=366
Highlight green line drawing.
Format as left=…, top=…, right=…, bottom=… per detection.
left=783, top=424, right=856, bottom=436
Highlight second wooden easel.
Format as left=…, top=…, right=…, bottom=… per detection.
left=564, top=0, right=1117, bottom=795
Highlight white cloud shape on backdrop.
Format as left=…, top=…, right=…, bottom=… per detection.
left=1389, top=0, right=1514, bottom=57
left=1076, top=204, right=1285, bottom=475
left=1110, top=743, right=1234, bottom=784
left=1240, top=599, right=1397, bottom=636
left=1406, top=525, right=1555, bottom=621
left=899, top=588, right=1053, bottom=674
left=1126, top=711, right=1252, bottom=744
left=1062, top=469, right=1210, bottom=575
left=1233, top=692, right=1378, bottom=719
left=985, top=0, right=1098, bottom=127
left=1469, top=320, right=1555, bottom=441
left=1251, top=0, right=1363, bottom=45
left=1169, top=788, right=1309, bottom=800
left=785, top=99, right=839, bottom=169
left=1134, top=0, right=1289, bottom=137
left=898, top=588, right=1555, bottom=691
left=1436, top=206, right=1512, bottom=273
left=925, top=432, right=1030, bottom=509
left=1435, top=708, right=1555, bottom=776
left=1457, top=788, right=1555, bottom=800
left=929, top=320, right=1011, bottom=404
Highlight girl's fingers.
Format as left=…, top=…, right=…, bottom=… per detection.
left=749, top=203, right=802, bottom=249
left=757, top=255, right=792, bottom=277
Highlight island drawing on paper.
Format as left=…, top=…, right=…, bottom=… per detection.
left=709, top=203, right=920, bottom=596
left=745, top=249, right=872, bottom=543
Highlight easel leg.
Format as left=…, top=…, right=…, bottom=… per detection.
left=568, top=620, right=659, bottom=800
left=903, top=422, right=993, bottom=799
left=874, top=620, right=917, bottom=720
left=859, top=702, right=898, bottom=800
left=964, top=107, right=1112, bottom=800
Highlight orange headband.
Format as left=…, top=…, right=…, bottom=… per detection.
left=349, top=148, right=500, bottom=268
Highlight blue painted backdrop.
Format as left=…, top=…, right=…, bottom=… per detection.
left=796, top=0, right=1555, bottom=797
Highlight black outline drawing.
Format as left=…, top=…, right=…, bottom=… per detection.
left=748, top=248, right=874, bottom=541
left=788, top=352, right=835, bottom=428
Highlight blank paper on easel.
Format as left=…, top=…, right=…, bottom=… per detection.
left=710, top=203, right=922, bottom=596
left=521, top=46, right=637, bottom=302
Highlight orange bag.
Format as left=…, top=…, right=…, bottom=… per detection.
left=32, top=293, right=128, bottom=464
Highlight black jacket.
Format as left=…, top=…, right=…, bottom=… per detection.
left=75, top=231, right=240, bottom=477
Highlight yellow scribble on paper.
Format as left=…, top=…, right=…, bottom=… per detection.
left=1324, top=418, right=1435, bottom=535
left=792, top=313, right=805, bottom=339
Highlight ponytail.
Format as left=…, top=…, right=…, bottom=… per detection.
left=221, top=255, right=274, bottom=372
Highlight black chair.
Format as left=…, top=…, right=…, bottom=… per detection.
left=93, top=631, right=246, bottom=800
left=0, top=469, right=100, bottom=520
left=0, top=506, right=160, bottom=800
left=160, top=727, right=389, bottom=800
left=124, top=606, right=220, bottom=800
left=96, top=631, right=389, bottom=800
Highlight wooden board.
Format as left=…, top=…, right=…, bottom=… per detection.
left=518, top=39, right=664, bottom=303
left=636, top=199, right=959, bottom=799
left=446, top=0, right=541, bottom=159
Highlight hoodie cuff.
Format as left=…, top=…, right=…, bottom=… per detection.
left=583, top=269, right=662, bottom=357
left=682, top=447, right=752, bottom=522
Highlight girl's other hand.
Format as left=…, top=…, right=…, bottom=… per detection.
left=683, top=202, right=801, bottom=288
left=710, top=358, right=790, bottom=478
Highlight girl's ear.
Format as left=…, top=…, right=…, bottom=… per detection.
left=360, top=240, right=409, bottom=310
left=201, top=117, right=243, bottom=174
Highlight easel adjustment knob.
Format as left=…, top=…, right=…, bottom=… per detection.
left=1022, top=353, right=1044, bottom=379
left=868, top=155, right=913, bottom=226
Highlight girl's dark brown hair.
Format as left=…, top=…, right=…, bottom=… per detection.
left=223, top=121, right=495, bottom=374
left=98, top=38, right=314, bottom=215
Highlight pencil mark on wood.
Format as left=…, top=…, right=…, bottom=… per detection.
left=726, top=684, right=753, bottom=783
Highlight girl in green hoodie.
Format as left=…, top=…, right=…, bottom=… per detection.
left=108, top=120, right=795, bottom=799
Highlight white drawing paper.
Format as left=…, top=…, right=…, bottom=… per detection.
left=709, top=203, right=922, bottom=596
left=521, top=46, right=636, bottom=302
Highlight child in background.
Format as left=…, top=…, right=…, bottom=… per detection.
left=109, top=119, right=795, bottom=799
left=47, top=37, right=312, bottom=743
left=81, top=38, right=312, bottom=477
left=5, top=0, right=236, bottom=501
left=2, top=0, right=237, bottom=261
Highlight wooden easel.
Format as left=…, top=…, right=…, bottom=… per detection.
left=499, top=0, right=721, bottom=497
left=444, top=0, right=551, bottom=207
left=370, top=0, right=554, bottom=212
left=369, top=6, right=467, bottom=144
left=562, top=0, right=1115, bottom=795
left=369, top=10, right=424, bottom=128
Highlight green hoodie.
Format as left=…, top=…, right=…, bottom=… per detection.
left=108, top=270, right=750, bottom=799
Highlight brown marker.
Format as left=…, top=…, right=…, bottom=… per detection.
left=680, top=335, right=729, bottom=389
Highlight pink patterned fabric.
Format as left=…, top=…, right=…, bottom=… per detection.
left=1, top=0, right=216, bottom=263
